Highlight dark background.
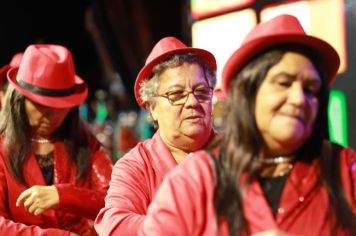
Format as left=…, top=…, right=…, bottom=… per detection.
left=0, top=0, right=188, bottom=109
left=1, top=0, right=355, bottom=148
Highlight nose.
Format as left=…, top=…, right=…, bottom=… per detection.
left=184, top=91, right=200, bottom=107
left=288, top=83, right=307, bottom=107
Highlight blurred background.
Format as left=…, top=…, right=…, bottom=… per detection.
left=1, top=0, right=355, bottom=160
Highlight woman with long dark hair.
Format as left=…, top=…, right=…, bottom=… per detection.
left=0, top=44, right=112, bottom=236
left=139, top=15, right=356, bottom=236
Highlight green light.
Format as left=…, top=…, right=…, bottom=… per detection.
left=328, top=90, right=348, bottom=147
left=96, top=101, right=108, bottom=124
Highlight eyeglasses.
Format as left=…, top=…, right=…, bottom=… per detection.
left=155, top=86, right=213, bottom=105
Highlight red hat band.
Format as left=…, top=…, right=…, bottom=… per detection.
left=16, top=45, right=76, bottom=94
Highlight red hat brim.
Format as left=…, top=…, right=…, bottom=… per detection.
left=222, top=34, right=340, bottom=95
left=7, top=67, right=88, bottom=108
left=0, top=64, right=10, bottom=87
left=134, top=47, right=216, bottom=110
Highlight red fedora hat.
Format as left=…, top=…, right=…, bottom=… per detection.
left=134, top=36, right=217, bottom=109
left=9, top=52, right=24, bottom=67
left=0, top=52, right=23, bottom=88
left=222, top=14, right=340, bottom=95
left=0, top=64, right=10, bottom=88
left=7, top=44, right=88, bottom=108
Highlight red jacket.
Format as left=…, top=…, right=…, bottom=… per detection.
left=139, top=147, right=356, bottom=235
left=0, top=138, right=113, bottom=236
left=94, top=131, right=178, bottom=236
left=94, top=130, right=216, bottom=235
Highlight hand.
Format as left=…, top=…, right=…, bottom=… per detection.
left=253, top=229, right=290, bottom=236
left=16, top=185, right=59, bottom=216
left=69, top=232, right=80, bottom=236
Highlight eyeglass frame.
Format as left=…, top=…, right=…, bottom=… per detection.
left=154, top=86, right=214, bottom=106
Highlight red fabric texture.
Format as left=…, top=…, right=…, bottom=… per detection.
left=0, top=137, right=113, bottom=236
left=94, top=131, right=178, bottom=236
left=139, top=147, right=356, bottom=236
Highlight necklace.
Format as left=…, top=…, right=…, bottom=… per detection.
left=257, top=156, right=295, bottom=178
left=276, top=163, right=294, bottom=177
left=257, top=156, right=295, bottom=165
left=258, top=161, right=295, bottom=177
left=30, top=138, right=53, bottom=144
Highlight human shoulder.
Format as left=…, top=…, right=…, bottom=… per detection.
left=168, top=150, right=215, bottom=187
left=114, top=138, right=153, bottom=166
left=335, top=144, right=356, bottom=208
left=183, top=150, right=213, bottom=169
left=339, top=145, right=356, bottom=157
left=337, top=145, right=356, bottom=170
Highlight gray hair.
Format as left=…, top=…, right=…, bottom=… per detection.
left=139, top=53, right=216, bottom=126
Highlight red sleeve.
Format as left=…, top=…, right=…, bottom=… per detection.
left=94, top=151, right=150, bottom=236
left=56, top=148, right=113, bottom=219
left=0, top=216, right=70, bottom=236
left=0, top=154, right=69, bottom=236
left=138, top=152, right=218, bottom=236
left=339, top=147, right=356, bottom=212
left=0, top=154, right=10, bottom=219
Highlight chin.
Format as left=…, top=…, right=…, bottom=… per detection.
left=192, top=125, right=210, bottom=134
left=184, top=130, right=203, bottom=139
left=276, top=135, right=307, bottom=152
left=37, top=128, right=54, bottom=136
left=183, top=128, right=210, bottom=141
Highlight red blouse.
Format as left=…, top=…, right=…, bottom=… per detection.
left=94, top=131, right=178, bottom=236
left=139, top=147, right=356, bottom=235
left=0, top=138, right=113, bottom=236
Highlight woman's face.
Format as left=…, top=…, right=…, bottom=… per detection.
left=151, top=62, right=213, bottom=151
left=25, top=99, right=70, bottom=139
left=255, top=52, right=321, bottom=156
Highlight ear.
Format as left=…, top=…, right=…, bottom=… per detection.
left=150, top=104, right=158, bottom=121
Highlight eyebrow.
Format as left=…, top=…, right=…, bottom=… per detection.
left=271, top=72, right=321, bottom=84
left=165, top=82, right=210, bottom=90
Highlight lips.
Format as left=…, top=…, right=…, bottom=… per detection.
left=280, top=113, right=305, bottom=124
left=185, top=115, right=203, bottom=120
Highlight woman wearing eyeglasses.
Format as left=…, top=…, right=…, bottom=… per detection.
left=138, top=15, right=356, bottom=236
left=94, top=36, right=217, bottom=236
